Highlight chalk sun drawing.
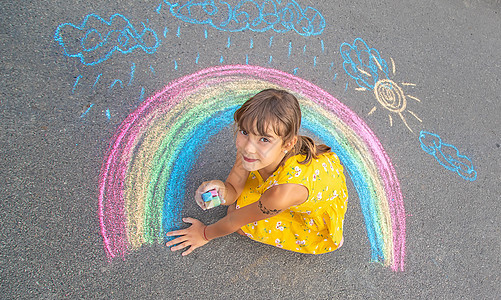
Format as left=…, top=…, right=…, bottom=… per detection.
left=99, top=65, right=406, bottom=271
left=419, top=131, right=477, bottom=181
left=54, top=13, right=160, bottom=66
left=161, top=0, right=325, bottom=36
left=341, top=38, right=422, bottom=133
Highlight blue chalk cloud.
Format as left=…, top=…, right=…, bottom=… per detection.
left=419, top=131, right=477, bottom=181
left=163, top=0, right=325, bottom=36
left=54, top=14, right=160, bottom=66
left=340, top=38, right=390, bottom=90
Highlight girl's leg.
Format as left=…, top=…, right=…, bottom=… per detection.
left=227, top=202, right=246, bottom=236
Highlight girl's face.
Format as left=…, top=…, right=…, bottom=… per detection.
left=236, top=126, right=289, bottom=177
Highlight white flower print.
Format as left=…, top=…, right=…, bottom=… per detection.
left=315, top=169, right=320, bottom=175
left=254, top=221, right=258, bottom=226
left=294, top=166, right=302, bottom=177
left=322, top=163, right=327, bottom=172
left=276, top=221, right=284, bottom=231
left=333, top=190, right=339, bottom=198
left=245, top=233, right=253, bottom=238
left=317, top=192, right=322, bottom=200
left=328, top=159, right=334, bottom=171
left=275, top=238, right=281, bottom=244
left=235, top=205, right=240, bottom=209
left=312, top=174, right=316, bottom=181
left=309, top=219, right=315, bottom=226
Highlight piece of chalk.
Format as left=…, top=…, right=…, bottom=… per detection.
left=202, top=191, right=213, bottom=202
left=212, top=195, right=221, bottom=207
left=202, top=189, right=222, bottom=208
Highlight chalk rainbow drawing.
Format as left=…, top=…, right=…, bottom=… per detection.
left=54, top=13, right=160, bottom=66
left=161, top=0, right=325, bottom=36
left=98, top=64, right=406, bottom=271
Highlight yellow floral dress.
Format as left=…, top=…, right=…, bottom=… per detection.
left=236, top=152, right=348, bottom=254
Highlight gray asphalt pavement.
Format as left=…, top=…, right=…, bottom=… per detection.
left=1, top=0, right=500, bottom=298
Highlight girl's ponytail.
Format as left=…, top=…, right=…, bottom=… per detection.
left=292, top=135, right=331, bottom=165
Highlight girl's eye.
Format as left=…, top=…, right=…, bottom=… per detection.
left=240, top=130, right=248, bottom=136
left=260, top=137, right=270, bottom=143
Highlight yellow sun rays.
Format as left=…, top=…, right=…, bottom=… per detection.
left=360, top=57, right=422, bottom=133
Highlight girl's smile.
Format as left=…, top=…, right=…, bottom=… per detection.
left=243, top=156, right=258, bottom=163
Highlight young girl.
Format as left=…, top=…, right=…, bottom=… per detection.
left=166, top=89, right=348, bottom=256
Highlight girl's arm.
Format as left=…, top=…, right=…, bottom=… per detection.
left=221, top=153, right=249, bottom=205
left=205, top=183, right=308, bottom=239
left=166, top=183, right=308, bottom=256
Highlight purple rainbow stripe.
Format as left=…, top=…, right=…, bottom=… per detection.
left=98, top=65, right=406, bottom=271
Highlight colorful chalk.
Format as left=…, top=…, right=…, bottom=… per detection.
left=202, top=191, right=212, bottom=202
left=202, top=189, right=221, bottom=208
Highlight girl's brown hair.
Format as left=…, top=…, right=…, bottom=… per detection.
left=234, top=89, right=331, bottom=165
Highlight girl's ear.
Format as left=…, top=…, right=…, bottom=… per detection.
left=285, top=136, right=298, bottom=151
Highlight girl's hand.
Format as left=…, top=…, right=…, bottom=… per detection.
left=195, top=180, right=226, bottom=210
left=165, top=217, right=210, bottom=256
